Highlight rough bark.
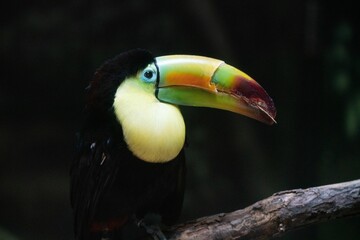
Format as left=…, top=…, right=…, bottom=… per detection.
left=165, top=179, right=360, bottom=240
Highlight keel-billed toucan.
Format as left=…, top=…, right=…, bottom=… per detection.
left=70, top=49, right=276, bottom=240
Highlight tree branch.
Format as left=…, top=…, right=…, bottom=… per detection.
left=165, top=179, right=360, bottom=240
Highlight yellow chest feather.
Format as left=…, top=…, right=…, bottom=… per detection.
left=113, top=79, right=186, bottom=163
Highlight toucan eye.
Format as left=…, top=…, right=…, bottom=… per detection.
left=141, top=64, right=157, bottom=83
left=144, top=70, right=153, bottom=79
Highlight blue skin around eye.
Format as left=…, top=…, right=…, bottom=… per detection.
left=141, top=68, right=157, bottom=83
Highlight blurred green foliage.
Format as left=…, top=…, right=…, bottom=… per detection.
left=1, top=1, right=359, bottom=239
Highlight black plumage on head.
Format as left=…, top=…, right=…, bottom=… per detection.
left=86, top=49, right=155, bottom=114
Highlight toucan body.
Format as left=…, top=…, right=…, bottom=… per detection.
left=70, top=49, right=276, bottom=239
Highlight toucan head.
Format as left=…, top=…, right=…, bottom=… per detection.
left=87, top=49, right=276, bottom=163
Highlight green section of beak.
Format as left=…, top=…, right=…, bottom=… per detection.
left=155, top=55, right=276, bottom=125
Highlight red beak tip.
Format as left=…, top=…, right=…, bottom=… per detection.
left=258, top=105, right=277, bottom=125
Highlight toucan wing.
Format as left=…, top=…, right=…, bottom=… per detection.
left=70, top=132, right=120, bottom=239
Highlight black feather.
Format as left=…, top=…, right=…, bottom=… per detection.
left=70, top=49, right=186, bottom=240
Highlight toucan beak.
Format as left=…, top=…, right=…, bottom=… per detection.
left=155, top=55, right=276, bottom=125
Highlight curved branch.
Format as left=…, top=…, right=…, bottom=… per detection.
left=165, top=179, right=360, bottom=240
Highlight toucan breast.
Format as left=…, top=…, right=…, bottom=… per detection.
left=113, top=79, right=186, bottom=163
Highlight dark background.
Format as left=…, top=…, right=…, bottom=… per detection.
left=1, top=0, right=359, bottom=239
